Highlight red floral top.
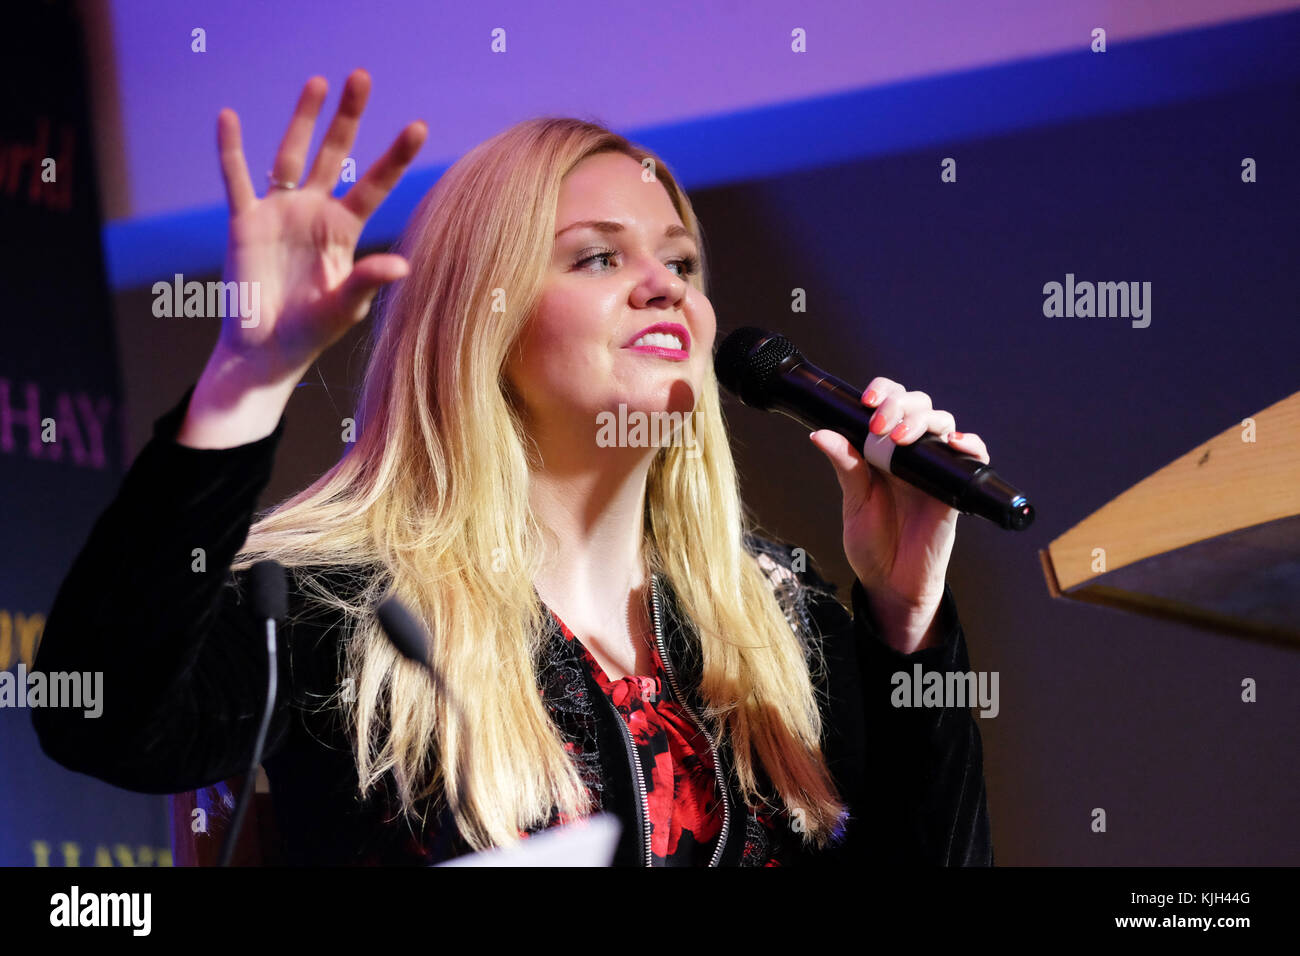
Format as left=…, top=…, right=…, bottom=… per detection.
left=547, top=608, right=738, bottom=865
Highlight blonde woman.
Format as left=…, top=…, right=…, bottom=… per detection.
left=34, top=69, right=992, bottom=866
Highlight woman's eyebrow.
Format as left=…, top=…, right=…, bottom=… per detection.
left=555, top=219, right=695, bottom=242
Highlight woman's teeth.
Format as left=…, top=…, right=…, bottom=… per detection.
left=631, top=332, right=684, bottom=350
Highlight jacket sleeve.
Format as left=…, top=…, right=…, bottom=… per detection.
left=846, top=577, right=993, bottom=865
left=785, top=546, right=994, bottom=866
left=30, top=386, right=300, bottom=794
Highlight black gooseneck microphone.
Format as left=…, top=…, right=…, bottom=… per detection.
left=715, top=327, right=1035, bottom=531
left=375, top=595, right=473, bottom=864
left=218, top=559, right=288, bottom=867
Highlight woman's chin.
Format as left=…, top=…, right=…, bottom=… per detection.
left=599, top=400, right=694, bottom=421
left=620, top=378, right=698, bottom=417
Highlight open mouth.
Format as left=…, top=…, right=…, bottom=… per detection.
left=624, top=323, right=690, bottom=360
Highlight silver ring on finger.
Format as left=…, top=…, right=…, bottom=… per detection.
left=266, top=171, right=298, bottom=191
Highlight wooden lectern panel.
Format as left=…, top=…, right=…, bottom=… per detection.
left=1040, top=391, right=1300, bottom=647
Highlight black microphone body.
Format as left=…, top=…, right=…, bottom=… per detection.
left=376, top=595, right=473, bottom=864
left=715, top=328, right=1034, bottom=531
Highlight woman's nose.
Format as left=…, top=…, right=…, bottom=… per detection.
left=632, top=261, right=686, bottom=308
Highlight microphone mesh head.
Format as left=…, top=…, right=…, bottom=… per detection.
left=377, top=595, right=431, bottom=665
left=249, top=560, right=288, bottom=620
left=714, top=327, right=798, bottom=408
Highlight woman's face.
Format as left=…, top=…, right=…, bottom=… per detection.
left=505, top=151, right=716, bottom=452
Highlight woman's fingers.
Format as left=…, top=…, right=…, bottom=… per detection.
left=885, top=390, right=932, bottom=441
left=269, top=75, right=329, bottom=189
left=890, top=408, right=956, bottom=445
left=949, top=431, right=990, bottom=464
left=304, top=69, right=371, bottom=191
left=863, top=378, right=904, bottom=435
left=317, top=253, right=411, bottom=327
left=862, top=379, right=979, bottom=452
left=217, top=108, right=256, bottom=215
left=882, top=403, right=991, bottom=464
left=862, top=377, right=898, bottom=410
left=865, top=381, right=931, bottom=440
left=342, top=119, right=428, bottom=221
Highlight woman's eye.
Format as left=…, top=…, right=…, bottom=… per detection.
left=574, top=250, right=699, bottom=277
left=576, top=251, right=616, bottom=271
left=668, top=256, right=700, bottom=278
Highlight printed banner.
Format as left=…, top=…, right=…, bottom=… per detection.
left=0, top=3, right=170, bottom=867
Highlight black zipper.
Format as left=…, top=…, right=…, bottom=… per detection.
left=650, top=574, right=731, bottom=867
left=591, top=574, right=734, bottom=867
left=601, top=688, right=651, bottom=866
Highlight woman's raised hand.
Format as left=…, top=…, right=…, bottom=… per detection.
left=179, top=69, right=426, bottom=448
left=216, top=68, right=426, bottom=380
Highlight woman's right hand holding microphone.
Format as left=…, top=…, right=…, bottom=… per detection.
left=178, top=69, right=426, bottom=448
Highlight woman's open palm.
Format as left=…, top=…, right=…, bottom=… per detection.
left=214, top=69, right=427, bottom=386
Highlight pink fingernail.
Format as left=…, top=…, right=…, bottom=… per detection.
left=864, top=389, right=879, bottom=405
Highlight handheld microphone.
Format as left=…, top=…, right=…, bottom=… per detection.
left=218, top=559, right=287, bottom=867
left=376, top=595, right=473, bottom=863
left=715, top=327, right=1035, bottom=531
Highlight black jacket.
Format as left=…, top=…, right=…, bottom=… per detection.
left=31, top=387, right=993, bottom=866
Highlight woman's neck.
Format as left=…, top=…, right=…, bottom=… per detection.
left=528, top=454, right=652, bottom=611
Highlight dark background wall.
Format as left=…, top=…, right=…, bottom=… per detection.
left=697, top=77, right=1299, bottom=864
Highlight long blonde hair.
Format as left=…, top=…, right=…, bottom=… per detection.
left=232, top=117, right=846, bottom=852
